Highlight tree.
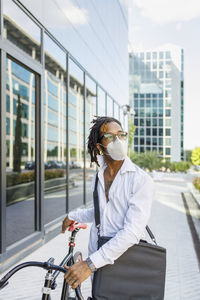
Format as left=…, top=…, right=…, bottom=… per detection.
left=128, top=118, right=136, bottom=156
left=13, top=94, right=22, bottom=173
left=130, top=151, right=162, bottom=171
left=191, top=147, right=200, bottom=166
left=184, top=150, right=192, bottom=162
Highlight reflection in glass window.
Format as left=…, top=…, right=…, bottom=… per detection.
left=98, top=88, right=106, bottom=116
left=85, top=77, right=97, bottom=205
left=165, top=138, right=171, bottom=146
left=165, top=109, right=171, bottom=117
left=107, top=97, right=113, bottom=117
left=140, top=119, right=144, bottom=126
left=153, top=128, right=157, bottom=136
left=165, top=119, right=171, bottom=126
left=140, top=128, right=144, bottom=136
left=44, top=39, right=67, bottom=224
left=114, top=103, right=119, bottom=120
left=165, top=51, right=171, bottom=59
left=152, top=119, right=157, bottom=126
left=165, top=99, right=171, bottom=107
left=146, top=128, right=151, bottom=136
left=165, top=128, right=171, bottom=136
left=146, top=137, right=151, bottom=145
left=146, top=118, right=151, bottom=126
left=153, top=61, right=157, bottom=69
left=159, top=71, right=163, bottom=78
left=6, top=57, right=36, bottom=247
left=134, top=118, right=138, bottom=126
left=68, top=60, right=84, bottom=211
left=153, top=138, right=157, bottom=145
left=146, top=52, right=151, bottom=60
left=3, top=0, right=41, bottom=61
left=159, top=61, right=163, bottom=69
left=165, top=148, right=171, bottom=155
left=159, top=52, right=164, bottom=59
left=153, top=52, right=157, bottom=60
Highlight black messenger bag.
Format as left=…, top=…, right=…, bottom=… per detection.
left=92, top=173, right=166, bottom=300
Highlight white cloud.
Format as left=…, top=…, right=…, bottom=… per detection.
left=54, top=0, right=89, bottom=26
left=132, top=0, right=200, bottom=24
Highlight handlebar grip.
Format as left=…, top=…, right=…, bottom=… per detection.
left=0, top=281, right=8, bottom=290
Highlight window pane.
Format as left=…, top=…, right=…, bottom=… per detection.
left=85, top=76, right=97, bottom=205
left=114, top=103, right=119, bottom=120
left=3, top=0, right=41, bottom=62
left=165, top=119, right=171, bottom=126
left=98, top=88, right=106, bottom=116
left=107, top=96, right=113, bottom=117
left=43, top=37, right=67, bottom=224
left=6, top=57, right=36, bottom=246
left=165, top=128, right=171, bottom=136
left=68, top=59, right=84, bottom=212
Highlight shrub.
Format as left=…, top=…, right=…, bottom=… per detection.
left=193, top=177, right=200, bottom=192
left=7, top=169, right=64, bottom=186
left=20, top=171, right=35, bottom=183
left=45, top=169, right=64, bottom=180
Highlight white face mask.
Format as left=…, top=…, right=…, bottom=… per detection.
left=106, top=137, right=128, bottom=161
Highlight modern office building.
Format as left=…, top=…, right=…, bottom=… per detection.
left=0, top=0, right=129, bottom=271
left=129, top=45, right=184, bottom=161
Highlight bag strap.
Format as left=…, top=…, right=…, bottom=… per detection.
left=93, top=172, right=157, bottom=245
left=93, top=172, right=101, bottom=239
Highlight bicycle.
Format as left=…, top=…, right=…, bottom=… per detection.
left=0, top=222, right=92, bottom=300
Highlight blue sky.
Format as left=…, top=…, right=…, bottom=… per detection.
left=128, top=0, right=200, bottom=150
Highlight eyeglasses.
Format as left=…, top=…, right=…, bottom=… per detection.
left=100, top=131, right=128, bottom=142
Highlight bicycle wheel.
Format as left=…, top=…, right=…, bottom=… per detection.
left=61, top=252, right=83, bottom=300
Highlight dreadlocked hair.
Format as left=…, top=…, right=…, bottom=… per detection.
left=87, top=116, right=122, bottom=166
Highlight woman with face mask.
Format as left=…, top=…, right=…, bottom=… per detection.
left=62, top=116, right=155, bottom=294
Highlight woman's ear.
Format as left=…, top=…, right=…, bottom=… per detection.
left=96, top=143, right=103, bottom=155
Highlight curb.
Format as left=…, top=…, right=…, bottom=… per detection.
left=187, top=182, right=200, bottom=207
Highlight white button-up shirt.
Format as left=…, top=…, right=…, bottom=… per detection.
left=68, top=155, right=155, bottom=269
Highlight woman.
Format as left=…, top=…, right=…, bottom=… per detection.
left=62, top=116, right=155, bottom=291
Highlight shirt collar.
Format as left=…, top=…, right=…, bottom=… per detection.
left=96, top=155, right=136, bottom=174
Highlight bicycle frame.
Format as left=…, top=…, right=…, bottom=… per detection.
left=0, top=226, right=85, bottom=300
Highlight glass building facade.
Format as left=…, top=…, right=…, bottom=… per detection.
left=0, top=0, right=128, bottom=270
left=129, top=46, right=184, bottom=161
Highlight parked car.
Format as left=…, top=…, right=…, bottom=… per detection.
left=47, top=160, right=63, bottom=169
left=69, top=161, right=81, bottom=169
left=24, top=161, right=35, bottom=170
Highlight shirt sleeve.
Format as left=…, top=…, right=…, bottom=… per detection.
left=89, top=173, right=155, bottom=269
left=68, top=207, right=94, bottom=223
left=68, top=172, right=96, bottom=223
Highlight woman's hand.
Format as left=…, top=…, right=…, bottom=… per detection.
left=61, top=215, right=74, bottom=233
left=64, top=261, right=92, bottom=289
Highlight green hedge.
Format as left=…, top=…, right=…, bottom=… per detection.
left=193, top=177, right=200, bottom=192
left=7, top=169, right=64, bottom=187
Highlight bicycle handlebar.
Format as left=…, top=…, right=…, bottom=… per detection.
left=0, top=261, right=66, bottom=289
left=0, top=260, right=84, bottom=299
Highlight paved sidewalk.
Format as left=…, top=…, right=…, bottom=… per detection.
left=0, top=173, right=200, bottom=299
